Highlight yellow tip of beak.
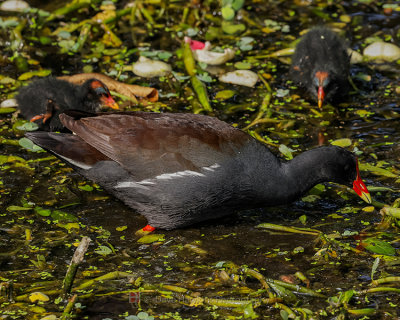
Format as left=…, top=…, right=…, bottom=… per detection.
left=110, top=102, right=119, bottom=110
left=318, top=99, right=323, bottom=109
left=360, top=191, right=372, bottom=204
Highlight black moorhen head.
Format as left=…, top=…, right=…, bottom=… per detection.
left=16, top=77, right=119, bottom=131
left=26, top=111, right=371, bottom=230
left=290, top=26, right=350, bottom=108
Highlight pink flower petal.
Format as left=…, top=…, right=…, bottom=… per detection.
left=184, top=37, right=206, bottom=50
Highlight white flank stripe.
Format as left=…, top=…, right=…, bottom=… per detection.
left=156, top=170, right=206, bottom=180
left=115, top=181, right=150, bottom=190
left=138, top=181, right=156, bottom=185
left=202, top=163, right=220, bottom=172
left=115, top=164, right=220, bottom=190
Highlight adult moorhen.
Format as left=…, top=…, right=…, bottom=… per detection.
left=290, top=27, right=350, bottom=109
left=16, top=77, right=119, bottom=131
left=26, top=111, right=371, bottom=230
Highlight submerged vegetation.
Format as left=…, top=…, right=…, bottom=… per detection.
left=1, top=0, right=400, bottom=319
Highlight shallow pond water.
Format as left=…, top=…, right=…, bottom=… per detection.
left=1, top=0, right=400, bottom=319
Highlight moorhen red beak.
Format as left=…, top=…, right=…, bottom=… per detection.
left=315, top=71, right=328, bottom=109
left=90, top=79, right=119, bottom=110
left=352, top=160, right=371, bottom=203
left=16, top=77, right=119, bottom=132
left=290, top=27, right=350, bottom=109
left=101, top=95, right=119, bottom=110
left=26, top=111, right=371, bottom=231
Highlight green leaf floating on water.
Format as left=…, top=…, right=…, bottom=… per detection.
left=347, top=308, right=376, bottom=316
left=242, top=303, right=258, bottom=319
left=7, top=205, right=32, bottom=211
left=190, top=76, right=212, bottom=112
left=39, top=36, right=52, bottom=45
left=0, top=107, right=16, bottom=114
left=135, top=312, right=155, bottom=320
left=183, top=42, right=196, bottom=76
left=268, top=282, right=297, bottom=304
left=221, top=6, right=235, bottom=20
left=232, top=0, right=245, bottom=11
left=35, top=206, right=78, bottom=222
left=222, top=21, right=246, bottom=35
left=137, top=234, right=165, bottom=244
left=340, top=289, right=355, bottom=304
left=158, top=51, right=173, bottom=61
left=280, top=310, right=289, bottom=320
left=363, top=238, right=396, bottom=256
left=234, top=62, right=252, bottom=69
left=331, top=138, right=352, bottom=147
left=19, top=138, right=43, bottom=152
left=371, top=257, right=380, bottom=281
left=18, top=69, right=51, bottom=81
left=215, top=90, right=235, bottom=100
left=0, top=155, right=26, bottom=165
left=359, top=163, right=397, bottom=178
left=95, top=245, right=113, bottom=256
left=35, top=206, right=52, bottom=217
left=51, top=210, right=78, bottom=222
left=197, top=73, right=212, bottom=83
left=279, top=144, right=294, bottom=160
left=57, top=222, right=80, bottom=231
left=301, top=195, right=320, bottom=203
left=16, top=122, right=39, bottom=131
left=78, top=184, right=94, bottom=191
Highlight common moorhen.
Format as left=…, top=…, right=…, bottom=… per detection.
left=26, top=111, right=371, bottom=230
left=16, top=77, right=119, bottom=131
left=290, top=27, right=350, bottom=108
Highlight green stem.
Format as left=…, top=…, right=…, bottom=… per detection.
left=60, top=294, right=77, bottom=320
left=257, top=223, right=321, bottom=236
left=63, top=236, right=91, bottom=296
left=360, top=287, right=400, bottom=294
left=371, top=276, right=400, bottom=286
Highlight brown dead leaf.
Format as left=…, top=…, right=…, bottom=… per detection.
left=59, top=73, right=159, bottom=104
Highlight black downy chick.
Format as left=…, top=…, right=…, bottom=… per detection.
left=290, top=27, right=350, bottom=108
left=16, top=77, right=119, bottom=131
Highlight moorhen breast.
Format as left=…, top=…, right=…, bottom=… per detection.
left=16, top=77, right=119, bottom=131
left=290, top=26, right=350, bottom=108
left=26, top=111, right=371, bottom=230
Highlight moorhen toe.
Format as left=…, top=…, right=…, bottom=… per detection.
left=16, top=77, right=119, bottom=131
left=26, top=111, right=371, bottom=230
left=290, top=26, right=350, bottom=108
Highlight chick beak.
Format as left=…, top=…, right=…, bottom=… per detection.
left=102, top=95, right=119, bottom=110
left=315, top=71, right=329, bottom=109
left=317, top=86, right=325, bottom=109
left=352, top=160, right=372, bottom=204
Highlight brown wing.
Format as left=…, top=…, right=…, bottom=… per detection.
left=59, top=112, right=251, bottom=181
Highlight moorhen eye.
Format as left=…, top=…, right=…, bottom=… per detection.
left=26, top=111, right=371, bottom=231
left=290, top=26, right=350, bottom=109
left=16, top=77, right=119, bottom=132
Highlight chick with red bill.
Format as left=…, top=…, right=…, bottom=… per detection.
left=16, top=77, right=119, bottom=132
left=290, top=27, right=350, bottom=109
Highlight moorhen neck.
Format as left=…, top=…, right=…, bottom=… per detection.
left=290, top=27, right=350, bottom=108
left=16, top=77, right=119, bottom=131
left=26, top=111, right=371, bottom=230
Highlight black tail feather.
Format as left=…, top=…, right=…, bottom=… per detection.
left=25, top=132, right=110, bottom=168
